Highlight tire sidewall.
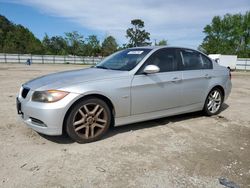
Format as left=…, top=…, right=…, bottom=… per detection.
left=66, top=97, right=111, bottom=143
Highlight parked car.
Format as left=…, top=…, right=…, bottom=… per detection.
left=16, top=47, right=232, bottom=143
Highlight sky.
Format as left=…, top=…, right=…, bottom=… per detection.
left=0, top=0, right=249, bottom=48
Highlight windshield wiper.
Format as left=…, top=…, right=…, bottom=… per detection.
left=95, top=65, right=109, bottom=70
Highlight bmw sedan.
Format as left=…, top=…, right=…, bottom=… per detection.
left=16, top=47, right=232, bottom=143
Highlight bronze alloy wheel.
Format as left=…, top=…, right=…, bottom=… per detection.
left=73, top=103, right=108, bottom=138
left=66, top=98, right=111, bottom=143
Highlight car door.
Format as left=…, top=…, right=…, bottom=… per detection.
left=179, top=49, right=211, bottom=106
left=131, top=48, right=183, bottom=115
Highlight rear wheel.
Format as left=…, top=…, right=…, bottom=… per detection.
left=203, top=88, right=223, bottom=116
left=66, top=98, right=111, bottom=143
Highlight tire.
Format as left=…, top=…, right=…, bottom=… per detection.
left=66, top=97, right=111, bottom=143
left=203, top=88, right=223, bottom=116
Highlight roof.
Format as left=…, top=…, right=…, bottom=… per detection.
left=128, top=46, right=209, bottom=56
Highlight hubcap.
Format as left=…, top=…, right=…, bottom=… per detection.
left=72, top=103, right=108, bottom=138
left=207, top=90, right=221, bottom=113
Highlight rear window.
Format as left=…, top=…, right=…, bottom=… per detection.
left=180, top=50, right=213, bottom=70
left=201, top=54, right=213, bottom=69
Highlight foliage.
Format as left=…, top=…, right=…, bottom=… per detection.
left=42, top=34, right=68, bottom=55
left=65, top=31, right=84, bottom=55
left=126, top=19, right=151, bottom=47
left=101, top=36, right=118, bottom=56
left=0, top=15, right=44, bottom=54
left=156, top=39, right=167, bottom=46
left=0, top=15, right=165, bottom=56
left=84, top=35, right=101, bottom=56
left=200, top=11, right=250, bottom=57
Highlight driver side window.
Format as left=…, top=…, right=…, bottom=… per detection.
left=139, top=48, right=178, bottom=73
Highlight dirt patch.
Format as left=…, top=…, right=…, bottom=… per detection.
left=0, top=64, right=249, bottom=188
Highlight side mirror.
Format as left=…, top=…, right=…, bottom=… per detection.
left=215, top=58, right=220, bottom=63
left=143, top=65, right=160, bottom=74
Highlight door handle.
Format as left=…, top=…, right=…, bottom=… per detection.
left=171, top=77, right=181, bottom=82
left=204, top=74, right=212, bottom=79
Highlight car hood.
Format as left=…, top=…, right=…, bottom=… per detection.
left=23, top=68, right=129, bottom=91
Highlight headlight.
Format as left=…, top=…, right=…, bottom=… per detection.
left=32, top=90, right=69, bottom=103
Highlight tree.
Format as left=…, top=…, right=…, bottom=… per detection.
left=84, top=35, right=101, bottom=56
left=156, top=39, right=167, bottom=46
left=42, top=34, right=68, bottom=55
left=2, top=25, right=43, bottom=54
left=0, top=15, right=44, bottom=54
left=200, top=11, right=250, bottom=58
left=0, top=15, right=13, bottom=51
left=65, top=31, right=84, bottom=55
left=126, top=19, right=151, bottom=47
left=101, top=36, right=118, bottom=56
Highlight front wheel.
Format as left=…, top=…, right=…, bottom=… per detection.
left=65, top=98, right=111, bottom=143
left=203, top=88, right=223, bottom=116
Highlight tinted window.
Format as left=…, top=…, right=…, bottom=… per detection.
left=201, top=54, right=213, bottom=69
left=140, top=48, right=177, bottom=73
left=180, top=50, right=203, bottom=70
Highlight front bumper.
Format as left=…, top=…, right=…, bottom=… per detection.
left=224, top=79, right=232, bottom=101
left=17, top=90, right=80, bottom=135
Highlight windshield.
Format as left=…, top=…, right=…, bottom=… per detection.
left=95, top=48, right=152, bottom=71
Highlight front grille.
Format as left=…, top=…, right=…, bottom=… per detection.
left=21, top=87, right=30, bottom=98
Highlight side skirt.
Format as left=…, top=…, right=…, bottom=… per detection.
left=114, top=102, right=203, bottom=126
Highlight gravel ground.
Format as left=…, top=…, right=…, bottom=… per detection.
left=0, top=64, right=249, bottom=188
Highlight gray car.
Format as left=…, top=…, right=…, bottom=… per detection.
left=16, top=47, right=232, bottom=143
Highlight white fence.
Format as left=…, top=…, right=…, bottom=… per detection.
left=236, top=58, right=250, bottom=71
left=0, top=53, right=104, bottom=64
left=1, top=53, right=250, bottom=70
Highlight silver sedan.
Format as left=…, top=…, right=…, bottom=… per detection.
left=16, top=47, right=232, bottom=143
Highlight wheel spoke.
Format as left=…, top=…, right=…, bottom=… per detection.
left=85, top=125, right=89, bottom=138
left=91, top=125, right=95, bottom=137
left=212, top=92, right=215, bottom=98
left=79, top=109, right=85, bottom=117
left=96, top=118, right=107, bottom=123
left=73, top=118, right=85, bottom=126
left=212, top=105, right=217, bottom=112
left=84, top=105, right=90, bottom=114
left=207, top=101, right=213, bottom=109
left=214, top=98, right=221, bottom=102
left=94, top=123, right=105, bottom=128
left=214, top=91, right=219, bottom=99
left=208, top=105, right=213, bottom=111
left=91, top=105, right=100, bottom=115
left=95, top=108, right=104, bottom=118
left=75, top=123, right=87, bottom=131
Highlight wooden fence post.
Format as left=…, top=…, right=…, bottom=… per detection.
left=4, top=53, right=7, bottom=63
left=18, top=54, right=20, bottom=64
left=42, top=55, right=44, bottom=64
left=245, top=59, right=247, bottom=71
